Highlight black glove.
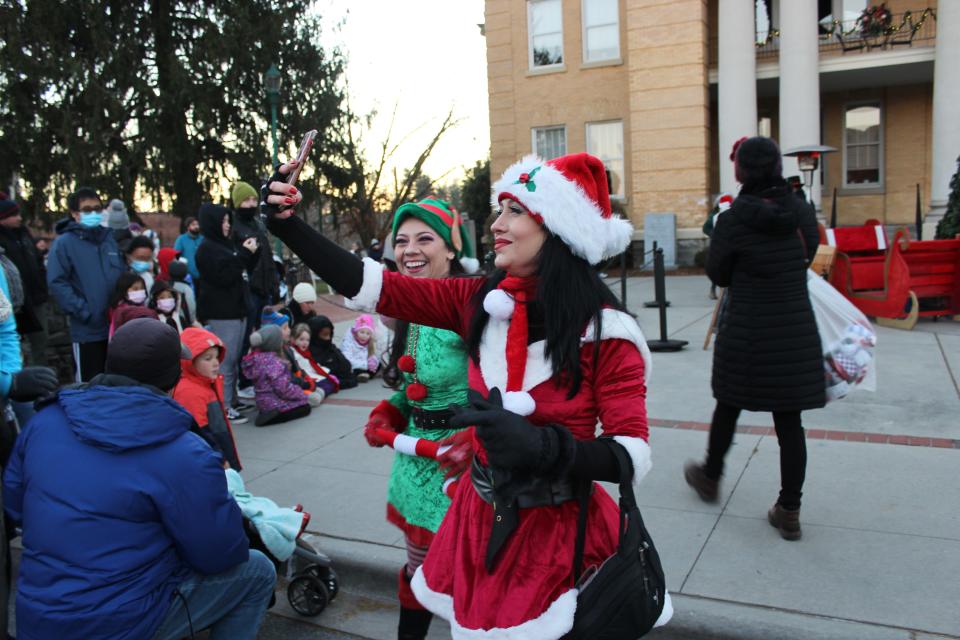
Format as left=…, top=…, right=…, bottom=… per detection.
left=449, top=388, right=573, bottom=476
left=9, top=367, right=59, bottom=402
left=259, top=165, right=289, bottom=222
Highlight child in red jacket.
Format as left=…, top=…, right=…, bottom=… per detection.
left=173, top=327, right=246, bottom=465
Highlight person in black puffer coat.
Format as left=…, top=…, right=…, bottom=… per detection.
left=685, top=136, right=824, bottom=542
left=195, top=204, right=260, bottom=416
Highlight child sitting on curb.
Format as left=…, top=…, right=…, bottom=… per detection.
left=308, top=316, right=357, bottom=389
left=340, top=314, right=380, bottom=382
left=290, top=322, right=340, bottom=400
left=174, top=327, right=248, bottom=456
left=241, top=324, right=311, bottom=427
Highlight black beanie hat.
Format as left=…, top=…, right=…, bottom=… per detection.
left=734, top=136, right=783, bottom=188
left=107, top=318, right=186, bottom=391
left=0, top=192, right=19, bottom=221
left=168, top=260, right=188, bottom=281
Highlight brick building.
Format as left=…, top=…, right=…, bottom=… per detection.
left=483, top=0, right=957, bottom=264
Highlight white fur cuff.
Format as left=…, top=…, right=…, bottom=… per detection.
left=611, top=435, right=652, bottom=497
left=502, top=390, right=535, bottom=416
left=344, top=258, right=384, bottom=312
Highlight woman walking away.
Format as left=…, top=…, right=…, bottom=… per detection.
left=195, top=204, right=259, bottom=424
left=263, top=153, right=671, bottom=638
left=361, top=197, right=477, bottom=639
left=684, top=136, right=824, bottom=541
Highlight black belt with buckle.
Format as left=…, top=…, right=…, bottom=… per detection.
left=471, top=458, right=580, bottom=572
left=411, top=407, right=455, bottom=430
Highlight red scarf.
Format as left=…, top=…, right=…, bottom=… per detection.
left=497, top=276, right=538, bottom=393
left=293, top=344, right=341, bottom=391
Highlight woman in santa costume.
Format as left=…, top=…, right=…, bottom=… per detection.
left=362, top=197, right=478, bottom=640
left=263, top=152, right=673, bottom=639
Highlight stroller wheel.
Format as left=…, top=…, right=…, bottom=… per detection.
left=308, top=565, right=340, bottom=601
left=287, top=574, right=330, bottom=617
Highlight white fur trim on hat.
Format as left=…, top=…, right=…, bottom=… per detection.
left=492, top=155, right=634, bottom=265
left=502, top=390, right=535, bottom=417
left=292, top=282, right=317, bottom=304
left=344, top=258, right=383, bottom=312
left=483, top=289, right=515, bottom=320
left=411, top=566, right=579, bottom=639
left=459, top=256, right=480, bottom=274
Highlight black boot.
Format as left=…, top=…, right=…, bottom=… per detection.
left=398, top=606, right=433, bottom=640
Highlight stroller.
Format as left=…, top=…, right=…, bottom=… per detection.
left=243, top=519, right=340, bottom=617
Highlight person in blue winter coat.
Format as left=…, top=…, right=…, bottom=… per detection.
left=3, top=318, right=276, bottom=640
left=46, top=187, right=126, bottom=381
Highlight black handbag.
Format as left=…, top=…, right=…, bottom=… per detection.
left=566, top=442, right=666, bottom=639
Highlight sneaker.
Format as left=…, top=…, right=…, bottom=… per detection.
left=357, top=372, right=371, bottom=383
left=683, top=460, right=719, bottom=503
left=768, top=503, right=802, bottom=541
left=226, top=407, right=248, bottom=425
left=255, top=409, right=279, bottom=427
left=237, top=386, right=256, bottom=400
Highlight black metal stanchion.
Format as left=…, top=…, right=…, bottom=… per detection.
left=644, top=241, right=669, bottom=308
left=646, top=248, right=688, bottom=352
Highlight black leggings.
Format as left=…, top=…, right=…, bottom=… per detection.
left=257, top=404, right=311, bottom=426
left=704, top=401, right=807, bottom=510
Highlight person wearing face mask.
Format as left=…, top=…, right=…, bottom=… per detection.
left=47, top=187, right=126, bottom=381
left=125, top=235, right=156, bottom=292
left=174, top=216, right=203, bottom=283
left=150, top=281, right=186, bottom=334
left=107, top=273, right=149, bottom=338
left=195, top=204, right=260, bottom=424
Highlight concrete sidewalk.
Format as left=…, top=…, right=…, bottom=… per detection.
left=240, top=274, right=960, bottom=639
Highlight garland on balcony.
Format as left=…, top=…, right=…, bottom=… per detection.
left=820, top=6, right=936, bottom=40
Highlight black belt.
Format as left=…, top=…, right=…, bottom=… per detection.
left=411, top=407, right=455, bottom=430
left=471, top=459, right=580, bottom=572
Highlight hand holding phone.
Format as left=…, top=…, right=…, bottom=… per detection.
left=242, top=237, right=259, bottom=253
left=286, top=130, right=318, bottom=186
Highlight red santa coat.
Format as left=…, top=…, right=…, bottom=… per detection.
left=348, top=260, right=665, bottom=639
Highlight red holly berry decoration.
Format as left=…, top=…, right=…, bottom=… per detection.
left=398, top=355, right=416, bottom=373
left=406, top=382, right=427, bottom=401
left=518, top=172, right=530, bottom=183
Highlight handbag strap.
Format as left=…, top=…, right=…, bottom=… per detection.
left=572, top=439, right=637, bottom=582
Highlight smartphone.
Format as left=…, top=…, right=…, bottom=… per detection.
left=286, top=130, right=318, bottom=186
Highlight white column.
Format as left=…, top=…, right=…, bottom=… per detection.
left=778, top=0, right=821, bottom=209
left=718, top=0, right=758, bottom=196
left=929, top=1, right=960, bottom=222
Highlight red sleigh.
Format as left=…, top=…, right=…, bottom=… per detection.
left=825, top=221, right=960, bottom=330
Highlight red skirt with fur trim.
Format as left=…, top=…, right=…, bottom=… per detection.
left=412, top=478, right=622, bottom=639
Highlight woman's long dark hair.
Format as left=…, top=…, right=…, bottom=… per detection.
left=383, top=257, right=468, bottom=389
left=466, top=234, right=625, bottom=398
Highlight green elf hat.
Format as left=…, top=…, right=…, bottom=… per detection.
left=391, top=197, right=480, bottom=274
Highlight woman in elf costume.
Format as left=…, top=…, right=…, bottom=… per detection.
left=263, top=153, right=672, bottom=639
left=361, top=198, right=479, bottom=640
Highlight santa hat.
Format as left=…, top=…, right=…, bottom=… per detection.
left=490, top=153, right=633, bottom=265
left=717, top=193, right=733, bottom=211
left=392, top=198, right=479, bottom=274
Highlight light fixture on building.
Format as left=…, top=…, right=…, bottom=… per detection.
left=783, top=145, right=837, bottom=204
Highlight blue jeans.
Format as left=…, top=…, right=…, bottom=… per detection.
left=152, top=550, right=276, bottom=640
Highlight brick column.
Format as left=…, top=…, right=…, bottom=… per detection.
left=718, top=0, right=757, bottom=196
left=626, top=0, right=710, bottom=231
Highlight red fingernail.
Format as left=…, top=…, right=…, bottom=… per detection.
left=290, top=160, right=298, bottom=165
left=284, top=197, right=293, bottom=204
left=289, top=188, right=297, bottom=195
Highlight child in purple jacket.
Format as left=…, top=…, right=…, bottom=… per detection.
left=240, top=324, right=311, bottom=427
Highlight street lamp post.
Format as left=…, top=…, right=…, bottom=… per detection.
left=783, top=144, right=837, bottom=208
left=264, top=64, right=282, bottom=168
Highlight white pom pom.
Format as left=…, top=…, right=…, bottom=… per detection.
left=483, top=289, right=515, bottom=320
left=459, top=257, right=480, bottom=274
left=502, top=391, right=536, bottom=416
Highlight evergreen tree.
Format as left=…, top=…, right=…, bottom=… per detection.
left=935, top=155, right=960, bottom=239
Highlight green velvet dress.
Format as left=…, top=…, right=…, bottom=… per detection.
left=385, top=324, right=469, bottom=545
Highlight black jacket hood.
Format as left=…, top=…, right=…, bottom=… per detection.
left=198, top=204, right=232, bottom=243
left=731, top=180, right=803, bottom=235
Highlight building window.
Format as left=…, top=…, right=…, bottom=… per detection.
left=582, top=0, right=619, bottom=63
left=586, top=121, right=625, bottom=198
left=528, top=0, right=564, bottom=68
left=532, top=126, right=567, bottom=160
left=843, top=103, right=882, bottom=187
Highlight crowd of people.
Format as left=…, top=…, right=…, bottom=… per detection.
left=0, top=136, right=823, bottom=640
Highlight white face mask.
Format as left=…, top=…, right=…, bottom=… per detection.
left=127, top=289, right=147, bottom=305
left=157, top=298, right=177, bottom=314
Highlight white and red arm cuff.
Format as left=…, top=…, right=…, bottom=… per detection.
left=344, top=258, right=384, bottom=312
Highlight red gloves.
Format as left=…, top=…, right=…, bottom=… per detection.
left=436, top=428, right=475, bottom=480
left=363, top=400, right=406, bottom=447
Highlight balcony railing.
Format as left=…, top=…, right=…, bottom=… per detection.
left=708, top=8, right=937, bottom=66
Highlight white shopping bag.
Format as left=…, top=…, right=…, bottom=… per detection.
left=807, top=270, right=877, bottom=400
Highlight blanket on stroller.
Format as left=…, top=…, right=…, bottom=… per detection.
left=225, top=469, right=302, bottom=560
